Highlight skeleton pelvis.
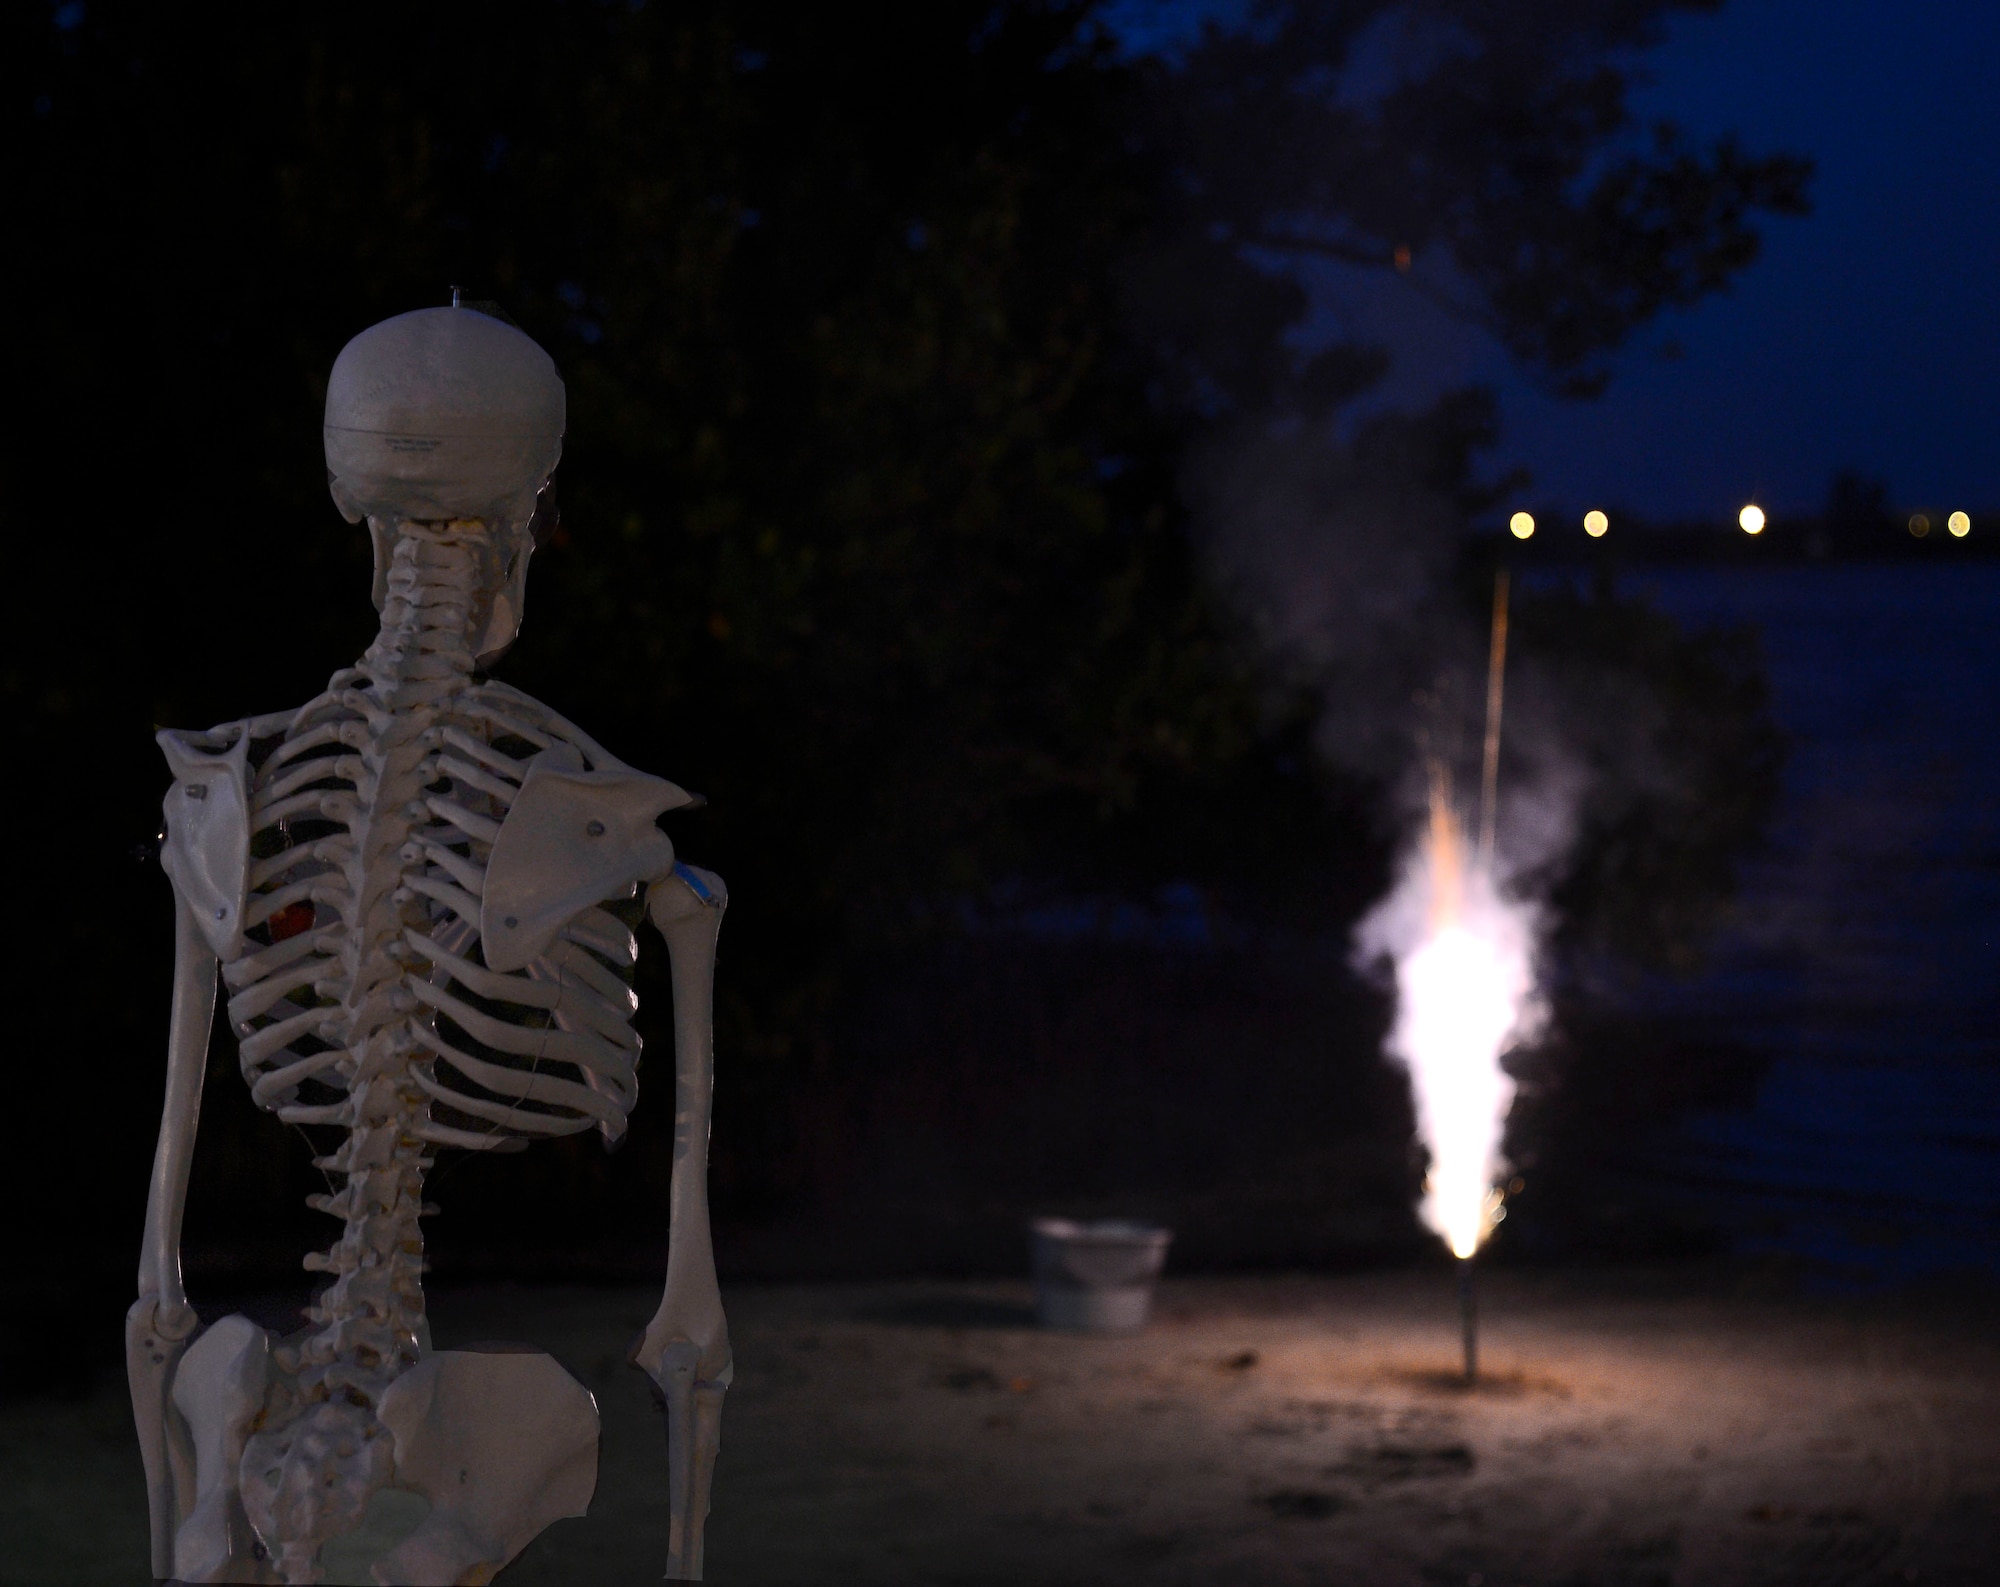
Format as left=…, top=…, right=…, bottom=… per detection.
left=170, top=1319, right=598, bottom=1585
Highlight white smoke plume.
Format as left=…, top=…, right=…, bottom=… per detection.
left=1189, top=416, right=1582, bottom=1256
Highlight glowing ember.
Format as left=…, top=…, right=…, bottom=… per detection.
left=1356, top=772, right=1537, bottom=1259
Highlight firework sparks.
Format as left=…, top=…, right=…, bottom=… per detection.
left=1359, top=770, right=1536, bottom=1260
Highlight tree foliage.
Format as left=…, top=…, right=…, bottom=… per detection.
left=1124, top=0, right=1811, bottom=403
left=7, top=0, right=1800, bottom=1265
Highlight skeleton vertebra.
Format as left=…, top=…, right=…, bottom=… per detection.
left=131, top=306, right=731, bottom=1584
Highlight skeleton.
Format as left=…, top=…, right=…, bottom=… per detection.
left=128, top=304, right=731, bottom=1584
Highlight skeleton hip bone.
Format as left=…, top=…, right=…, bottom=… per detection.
left=129, top=305, right=732, bottom=1584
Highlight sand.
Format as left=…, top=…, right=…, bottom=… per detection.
left=5, top=1265, right=1995, bottom=1584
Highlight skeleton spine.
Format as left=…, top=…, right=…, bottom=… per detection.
left=242, top=524, right=487, bottom=1579
left=299, top=527, right=482, bottom=1382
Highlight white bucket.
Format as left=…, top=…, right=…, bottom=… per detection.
left=1030, top=1218, right=1173, bottom=1332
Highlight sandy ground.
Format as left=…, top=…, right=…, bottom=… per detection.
left=5, top=1266, right=1996, bottom=1585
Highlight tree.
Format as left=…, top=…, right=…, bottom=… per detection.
left=8, top=1, right=1800, bottom=1278
left=1120, top=0, right=1811, bottom=411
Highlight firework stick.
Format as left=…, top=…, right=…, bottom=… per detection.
left=1476, top=569, right=1509, bottom=873
left=1459, top=1256, right=1478, bottom=1383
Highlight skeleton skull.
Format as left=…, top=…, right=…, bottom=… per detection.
left=325, top=304, right=564, bottom=665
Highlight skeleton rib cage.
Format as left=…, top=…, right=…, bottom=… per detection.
left=225, top=680, right=648, bottom=1159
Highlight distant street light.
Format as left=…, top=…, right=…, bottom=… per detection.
left=1949, top=511, right=1971, bottom=537
left=1739, top=504, right=1766, bottom=535
left=1509, top=511, right=1535, bottom=540
left=1583, top=510, right=1609, bottom=537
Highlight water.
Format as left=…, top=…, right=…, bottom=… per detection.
left=1615, top=563, right=2000, bottom=1281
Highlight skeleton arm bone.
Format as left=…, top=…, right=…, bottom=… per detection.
left=132, top=727, right=249, bottom=1575
left=632, top=862, right=731, bottom=1580
left=128, top=886, right=220, bottom=1575
left=140, top=891, right=220, bottom=1321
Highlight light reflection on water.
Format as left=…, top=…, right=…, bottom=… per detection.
left=1590, top=562, right=2000, bottom=1281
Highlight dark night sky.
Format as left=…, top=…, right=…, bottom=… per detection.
left=1118, top=1, right=2000, bottom=524
left=1489, top=0, right=2000, bottom=523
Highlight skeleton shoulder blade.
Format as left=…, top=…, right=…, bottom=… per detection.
left=482, top=750, right=692, bottom=972
left=157, top=727, right=251, bottom=960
